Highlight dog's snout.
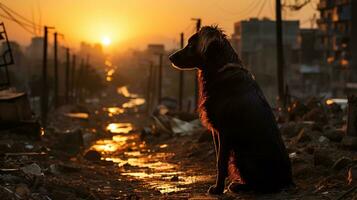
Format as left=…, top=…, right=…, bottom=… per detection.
left=168, top=53, right=176, bottom=63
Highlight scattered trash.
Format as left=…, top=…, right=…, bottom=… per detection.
left=84, top=150, right=101, bottom=161
left=332, top=157, right=352, bottom=171
left=21, top=163, right=43, bottom=176
left=64, top=112, right=89, bottom=120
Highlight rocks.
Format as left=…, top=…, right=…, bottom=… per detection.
left=21, top=163, right=43, bottom=176
left=314, top=150, right=334, bottom=167
left=332, top=157, right=353, bottom=171
left=50, top=163, right=81, bottom=175
left=84, top=150, right=101, bottom=161
left=341, top=136, right=357, bottom=150
left=15, top=184, right=30, bottom=199
left=323, top=129, right=344, bottom=142
left=347, top=165, right=357, bottom=185
left=293, top=163, right=314, bottom=178
left=280, top=122, right=305, bottom=138
left=54, top=129, right=84, bottom=155
left=290, top=129, right=311, bottom=144
left=318, top=136, right=330, bottom=144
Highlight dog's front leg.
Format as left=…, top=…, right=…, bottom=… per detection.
left=208, top=132, right=229, bottom=195
left=212, top=130, right=219, bottom=158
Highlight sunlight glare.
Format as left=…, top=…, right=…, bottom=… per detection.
left=102, top=36, right=112, bottom=46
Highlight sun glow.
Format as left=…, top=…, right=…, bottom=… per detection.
left=101, top=36, right=112, bottom=46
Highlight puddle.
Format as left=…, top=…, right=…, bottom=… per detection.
left=90, top=127, right=214, bottom=194
left=106, top=107, right=124, bottom=116
left=91, top=89, right=213, bottom=194
left=117, top=86, right=138, bottom=98
left=106, top=123, right=133, bottom=134
left=64, top=112, right=89, bottom=119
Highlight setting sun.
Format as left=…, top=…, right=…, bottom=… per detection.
left=101, top=36, right=112, bottom=46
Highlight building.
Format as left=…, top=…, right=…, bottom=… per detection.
left=296, top=29, right=329, bottom=97
left=231, top=18, right=300, bottom=105
left=317, top=0, right=356, bottom=96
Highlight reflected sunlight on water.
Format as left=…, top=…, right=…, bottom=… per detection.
left=117, top=86, right=138, bottom=98
left=91, top=98, right=214, bottom=194
left=106, top=107, right=125, bottom=117
left=122, top=98, right=145, bottom=108
left=106, top=123, right=133, bottom=134
left=92, top=132, right=214, bottom=194
left=64, top=112, right=89, bottom=119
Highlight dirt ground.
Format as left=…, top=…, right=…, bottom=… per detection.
left=1, top=91, right=357, bottom=200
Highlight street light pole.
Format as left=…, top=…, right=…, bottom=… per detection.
left=41, top=26, right=54, bottom=127
left=276, top=0, right=285, bottom=108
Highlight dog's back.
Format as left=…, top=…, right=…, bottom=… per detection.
left=200, top=63, right=293, bottom=192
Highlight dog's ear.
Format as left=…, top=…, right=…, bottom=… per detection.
left=198, top=27, right=225, bottom=62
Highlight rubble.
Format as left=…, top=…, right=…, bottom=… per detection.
left=323, top=129, right=344, bottom=142
left=342, top=136, right=357, bottom=150
left=84, top=150, right=102, bottom=162
left=347, top=165, right=357, bottom=185
left=332, top=157, right=353, bottom=171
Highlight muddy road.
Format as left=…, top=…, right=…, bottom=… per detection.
left=1, top=87, right=357, bottom=200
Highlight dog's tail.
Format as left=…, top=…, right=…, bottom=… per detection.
left=228, top=151, right=244, bottom=184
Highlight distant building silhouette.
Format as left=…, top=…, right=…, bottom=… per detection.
left=230, top=18, right=300, bottom=104
left=317, top=0, right=356, bottom=96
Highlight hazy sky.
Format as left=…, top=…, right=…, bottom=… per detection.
left=1, top=0, right=317, bottom=51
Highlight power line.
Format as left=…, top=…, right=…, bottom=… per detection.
left=0, top=8, right=36, bottom=35
left=0, top=3, right=41, bottom=28
left=0, top=2, right=42, bottom=35
left=215, top=0, right=261, bottom=16
left=257, top=0, right=268, bottom=18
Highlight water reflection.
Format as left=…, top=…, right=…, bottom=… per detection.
left=122, top=98, right=145, bottom=108
left=106, top=107, right=124, bottom=117
left=106, top=123, right=133, bottom=134
left=117, top=86, right=138, bottom=98
left=64, top=112, right=89, bottom=119
left=90, top=128, right=214, bottom=194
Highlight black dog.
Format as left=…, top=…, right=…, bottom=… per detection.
left=169, top=26, right=293, bottom=194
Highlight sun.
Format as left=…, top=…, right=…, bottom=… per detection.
left=101, top=36, right=112, bottom=46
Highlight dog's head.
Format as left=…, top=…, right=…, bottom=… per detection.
left=169, top=26, right=237, bottom=71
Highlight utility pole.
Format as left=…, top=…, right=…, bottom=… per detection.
left=146, top=61, right=153, bottom=114
left=157, top=53, right=163, bottom=104
left=84, top=54, right=90, bottom=99
left=191, top=18, right=201, bottom=111
left=53, top=32, right=58, bottom=107
left=77, top=58, right=84, bottom=102
left=276, top=0, right=285, bottom=108
left=178, top=33, right=185, bottom=111
left=41, top=26, right=54, bottom=127
left=65, top=48, right=70, bottom=104
left=71, top=54, right=76, bottom=102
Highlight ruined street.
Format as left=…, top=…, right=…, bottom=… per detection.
left=1, top=86, right=357, bottom=199
left=1, top=1, right=357, bottom=199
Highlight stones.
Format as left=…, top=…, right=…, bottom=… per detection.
left=341, top=136, right=357, bottom=150
left=15, top=184, right=30, bottom=199
left=314, top=150, right=334, bottom=167
left=84, top=150, right=101, bottom=161
left=291, top=129, right=311, bottom=144
left=318, top=136, right=330, bottom=144
left=347, top=165, right=357, bottom=185
left=323, top=129, right=344, bottom=142
left=332, top=157, right=353, bottom=171
left=21, top=163, right=43, bottom=176
left=50, top=163, right=81, bottom=175
left=293, top=163, right=314, bottom=178
left=280, top=122, right=305, bottom=138
left=54, top=129, right=84, bottom=155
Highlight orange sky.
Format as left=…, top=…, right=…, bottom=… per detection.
left=1, top=0, right=318, bottom=51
